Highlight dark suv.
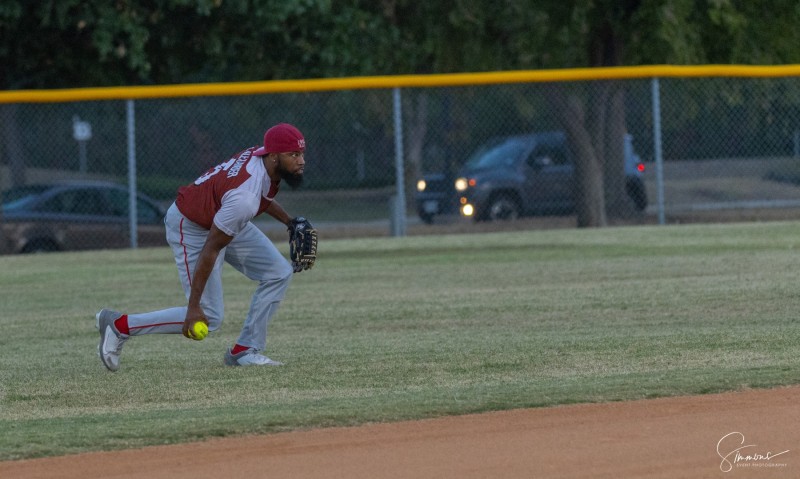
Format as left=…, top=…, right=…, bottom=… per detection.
left=414, top=131, right=646, bottom=223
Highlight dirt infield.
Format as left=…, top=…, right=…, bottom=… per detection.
left=3, top=386, right=797, bottom=479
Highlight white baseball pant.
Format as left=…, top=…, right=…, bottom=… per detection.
left=123, top=203, right=293, bottom=351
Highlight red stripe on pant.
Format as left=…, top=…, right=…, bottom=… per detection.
left=179, top=217, right=192, bottom=286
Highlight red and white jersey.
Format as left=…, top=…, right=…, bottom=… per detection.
left=176, top=147, right=280, bottom=236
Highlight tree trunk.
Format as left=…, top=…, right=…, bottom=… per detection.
left=603, top=85, right=636, bottom=218
left=547, top=85, right=607, bottom=227
left=589, top=17, right=633, bottom=220
left=569, top=123, right=607, bottom=227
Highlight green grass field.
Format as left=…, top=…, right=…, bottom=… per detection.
left=1, top=221, right=799, bottom=461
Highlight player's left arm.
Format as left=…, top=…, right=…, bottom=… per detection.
left=265, top=199, right=292, bottom=227
left=265, top=200, right=317, bottom=272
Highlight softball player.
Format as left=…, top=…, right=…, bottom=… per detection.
left=97, top=123, right=309, bottom=371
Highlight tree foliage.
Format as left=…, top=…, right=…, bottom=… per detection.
left=4, top=1, right=799, bottom=87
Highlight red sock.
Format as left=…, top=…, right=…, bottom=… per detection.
left=114, top=315, right=130, bottom=335
left=231, top=344, right=249, bottom=355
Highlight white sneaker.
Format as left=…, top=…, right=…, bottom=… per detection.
left=96, top=309, right=128, bottom=372
left=224, top=348, right=284, bottom=367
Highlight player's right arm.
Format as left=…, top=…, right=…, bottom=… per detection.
left=182, top=187, right=257, bottom=339
left=183, top=225, right=233, bottom=339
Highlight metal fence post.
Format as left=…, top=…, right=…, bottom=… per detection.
left=127, top=99, right=138, bottom=248
left=392, top=87, right=407, bottom=237
left=651, top=78, right=665, bottom=225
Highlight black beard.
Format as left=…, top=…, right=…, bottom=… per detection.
left=280, top=169, right=304, bottom=189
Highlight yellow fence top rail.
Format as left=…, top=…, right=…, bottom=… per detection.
left=2, top=64, right=800, bottom=104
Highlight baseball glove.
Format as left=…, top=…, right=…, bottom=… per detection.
left=288, top=217, right=317, bottom=272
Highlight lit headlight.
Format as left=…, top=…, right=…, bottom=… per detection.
left=416, top=179, right=427, bottom=192
left=455, top=177, right=468, bottom=191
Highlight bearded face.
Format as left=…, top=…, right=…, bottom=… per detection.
left=281, top=172, right=303, bottom=190
left=280, top=167, right=304, bottom=189
left=275, top=152, right=305, bottom=189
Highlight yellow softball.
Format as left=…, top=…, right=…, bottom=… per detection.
left=192, top=321, right=209, bottom=341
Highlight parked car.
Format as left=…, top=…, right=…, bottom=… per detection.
left=1, top=181, right=167, bottom=254
left=415, top=131, right=647, bottom=223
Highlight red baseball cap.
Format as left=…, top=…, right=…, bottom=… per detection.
left=253, top=123, right=306, bottom=155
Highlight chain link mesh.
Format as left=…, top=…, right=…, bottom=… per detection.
left=2, top=75, right=800, bottom=253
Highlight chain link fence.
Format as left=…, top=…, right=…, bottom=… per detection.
left=2, top=70, right=800, bottom=253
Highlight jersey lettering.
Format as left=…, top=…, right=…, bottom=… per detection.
left=194, top=157, right=236, bottom=185
left=193, top=148, right=254, bottom=185
left=226, top=154, right=249, bottom=178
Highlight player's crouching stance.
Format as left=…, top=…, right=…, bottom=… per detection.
left=96, top=123, right=317, bottom=371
